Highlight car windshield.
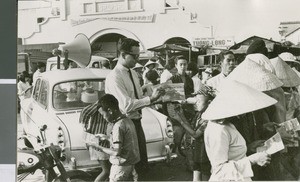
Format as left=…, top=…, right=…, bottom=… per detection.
left=53, top=79, right=105, bottom=110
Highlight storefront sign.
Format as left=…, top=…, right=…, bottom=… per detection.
left=193, top=37, right=234, bottom=48
left=71, top=14, right=154, bottom=26
left=70, top=18, right=98, bottom=26
left=80, top=0, right=143, bottom=15
left=99, top=14, right=154, bottom=22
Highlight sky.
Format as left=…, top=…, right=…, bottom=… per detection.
left=181, top=0, right=300, bottom=42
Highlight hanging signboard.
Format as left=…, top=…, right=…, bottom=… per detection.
left=193, top=37, right=235, bottom=49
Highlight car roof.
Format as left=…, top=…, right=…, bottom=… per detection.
left=40, top=68, right=111, bottom=85
left=47, top=55, right=108, bottom=61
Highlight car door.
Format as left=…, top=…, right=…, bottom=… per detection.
left=24, top=79, right=58, bottom=144
left=21, top=78, right=43, bottom=139
left=141, top=108, right=164, bottom=159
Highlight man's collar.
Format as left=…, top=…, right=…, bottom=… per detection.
left=116, top=63, right=129, bottom=71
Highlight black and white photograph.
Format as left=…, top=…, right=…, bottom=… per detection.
left=15, top=0, right=300, bottom=181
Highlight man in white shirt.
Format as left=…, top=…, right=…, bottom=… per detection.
left=105, top=38, right=164, bottom=179
left=206, top=50, right=235, bottom=90
left=32, top=62, right=46, bottom=85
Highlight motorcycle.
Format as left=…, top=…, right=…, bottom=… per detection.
left=17, top=136, right=93, bottom=182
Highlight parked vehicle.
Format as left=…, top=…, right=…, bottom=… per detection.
left=17, top=140, right=93, bottom=182
left=46, top=56, right=110, bottom=71
left=19, top=68, right=176, bottom=175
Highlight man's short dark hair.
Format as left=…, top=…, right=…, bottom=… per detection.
left=187, top=62, right=198, bottom=76
left=119, top=38, right=140, bottom=53
left=164, top=58, right=175, bottom=70
left=98, top=94, right=119, bottom=112
left=19, top=71, right=30, bottom=82
left=37, top=62, right=46, bottom=68
left=218, top=50, right=234, bottom=63
left=174, top=55, right=188, bottom=64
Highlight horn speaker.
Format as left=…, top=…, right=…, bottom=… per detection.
left=58, top=33, right=91, bottom=68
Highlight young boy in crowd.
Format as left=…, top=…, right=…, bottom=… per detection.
left=86, top=94, right=140, bottom=182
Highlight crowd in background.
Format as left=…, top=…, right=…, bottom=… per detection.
left=17, top=38, right=300, bottom=181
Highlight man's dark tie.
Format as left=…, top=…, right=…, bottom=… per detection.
left=128, top=69, right=139, bottom=99
left=128, top=69, right=142, bottom=114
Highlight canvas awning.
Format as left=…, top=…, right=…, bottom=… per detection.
left=148, top=44, right=192, bottom=64
left=148, top=44, right=190, bottom=52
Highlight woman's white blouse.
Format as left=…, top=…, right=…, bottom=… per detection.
left=204, top=121, right=253, bottom=181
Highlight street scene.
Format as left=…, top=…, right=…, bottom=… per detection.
left=17, top=0, right=300, bottom=181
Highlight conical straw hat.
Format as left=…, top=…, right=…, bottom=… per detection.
left=133, top=63, right=143, bottom=69
left=202, top=80, right=277, bottom=120
left=270, top=57, right=300, bottom=87
left=292, top=67, right=300, bottom=77
left=246, top=53, right=276, bottom=74
left=279, top=52, right=297, bottom=63
left=144, top=60, right=159, bottom=68
left=227, top=59, right=283, bottom=91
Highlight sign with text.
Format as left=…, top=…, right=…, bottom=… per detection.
left=80, top=0, right=143, bottom=15
left=192, top=37, right=234, bottom=48
left=70, top=14, right=154, bottom=26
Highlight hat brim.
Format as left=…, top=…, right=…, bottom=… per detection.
left=270, top=57, right=300, bottom=87
left=202, top=80, right=277, bottom=120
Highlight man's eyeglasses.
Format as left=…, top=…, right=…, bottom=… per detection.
left=122, top=52, right=140, bottom=60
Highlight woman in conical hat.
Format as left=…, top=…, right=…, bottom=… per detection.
left=245, top=53, right=276, bottom=74
left=227, top=57, right=287, bottom=180
left=142, top=58, right=159, bottom=85
left=292, top=67, right=300, bottom=94
left=270, top=56, right=300, bottom=120
left=133, top=63, right=144, bottom=86
left=227, top=59, right=286, bottom=124
left=227, top=58, right=282, bottom=91
left=271, top=55, right=300, bottom=180
left=270, top=56, right=300, bottom=88
left=202, top=80, right=276, bottom=181
left=279, top=52, right=299, bottom=70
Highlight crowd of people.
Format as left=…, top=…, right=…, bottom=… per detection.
left=81, top=38, right=300, bottom=182
left=17, top=37, right=300, bottom=181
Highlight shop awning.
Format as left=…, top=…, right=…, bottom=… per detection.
left=18, top=43, right=60, bottom=63
left=148, top=44, right=192, bottom=64
left=28, top=51, right=53, bottom=63
left=148, top=44, right=190, bottom=52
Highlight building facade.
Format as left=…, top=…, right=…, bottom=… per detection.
left=18, top=0, right=212, bottom=59
left=279, top=21, right=300, bottom=45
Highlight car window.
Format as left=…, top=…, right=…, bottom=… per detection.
left=33, top=79, right=41, bottom=101
left=50, top=63, right=65, bottom=71
left=38, top=81, right=48, bottom=107
left=53, top=79, right=106, bottom=110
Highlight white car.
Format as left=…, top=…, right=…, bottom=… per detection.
left=19, top=68, right=175, bottom=171
left=46, top=56, right=110, bottom=71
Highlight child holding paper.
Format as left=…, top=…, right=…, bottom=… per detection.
left=86, top=94, right=140, bottom=182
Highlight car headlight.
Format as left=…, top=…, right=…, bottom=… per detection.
left=165, top=118, right=174, bottom=138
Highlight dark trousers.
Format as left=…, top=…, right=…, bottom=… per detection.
left=252, top=152, right=283, bottom=181
left=132, top=118, right=148, bottom=177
